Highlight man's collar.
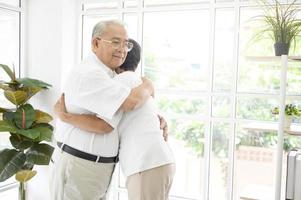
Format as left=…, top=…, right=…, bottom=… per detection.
left=90, top=52, right=115, bottom=77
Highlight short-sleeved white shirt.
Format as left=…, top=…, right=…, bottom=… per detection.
left=113, top=71, right=175, bottom=176
left=54, top=53, right=130, bottom=157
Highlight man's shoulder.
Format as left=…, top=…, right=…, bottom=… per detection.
left=114, top=71, right=141, bottom=88
left=116, top=71, right=138, bottom=79
left=76, top=57, right=108, bottom=78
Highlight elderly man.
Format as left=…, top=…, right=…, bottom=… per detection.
left=49, top=20, right=154, bottom=200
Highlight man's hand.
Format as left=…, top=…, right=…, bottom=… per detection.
left=54, top=93, right=69, bottom=121
left=141, top=77, right=154, bottom=97
left=158, top=115, right=168, bottom=141
left=121, top=77, right=154, bottom=112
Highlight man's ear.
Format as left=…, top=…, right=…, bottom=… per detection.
left=91, top=38, right=98, bottom=50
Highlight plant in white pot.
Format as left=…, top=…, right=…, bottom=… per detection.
left=271, top=104, right=301, bottom=128
left=253, top=0, right=301, bottom=56
left=0, top=64, right=54, bottom=200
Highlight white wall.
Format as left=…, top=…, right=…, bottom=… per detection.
left=24, top=0, right=80, bottom=199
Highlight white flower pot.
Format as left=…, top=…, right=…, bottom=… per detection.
left=284, top=115, right=293, bottom=129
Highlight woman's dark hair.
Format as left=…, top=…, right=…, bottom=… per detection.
left=119, top=39, right=141, bottom=72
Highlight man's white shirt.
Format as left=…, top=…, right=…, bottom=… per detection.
left=113, top=71, right=175, bottom=177
left=54, top=53, right=130, bottom=157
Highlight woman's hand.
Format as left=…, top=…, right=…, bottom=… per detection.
left=158, top=114, right=168, bottom=142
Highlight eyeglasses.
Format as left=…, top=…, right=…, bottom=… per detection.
left=97, top=37, right=133, bottom=52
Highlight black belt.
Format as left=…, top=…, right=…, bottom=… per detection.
left=57, top=142, right=118, bottom=163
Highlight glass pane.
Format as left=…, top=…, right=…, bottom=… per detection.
left=237, top=60, right=281, bottom=93
left=124, top=0, right=138, bottom=8
left=291, top=11, right=301, bottom=56
left=286, top=99, right=301, bottom=124
left=0, top=0, right=19, bottom=7
left=236, top=96, right=278, bottom=121
left=156, top=95, right=207, bottom=116
left=212, top=96, right=231, bottom=118
left=213, top=9, right=235, bottom=92
left=144, top=0, right=208, bottom=6
left=0, top=10, right=19, bottom=72
left=123, top=14, right=139, bottom=41
left=82, top=15, right=120, bottom=58
left=234, top=123, right=301, bottom=200
left=287, top=62, right=301, bottom=95
left=143, top=11, right=210, bottom=91
left=234, top=124, right=276, bottom=200
left=0, top=10, right=19, bottom=109
left=169, top=118, right=205, bottom=199
left=215, top=0, right=234, bottom=4
left=239, top=7, right=273, bottom=57
left=83, top=0, right=119, bottom=10
left=209, top=122, right=230, bottom=200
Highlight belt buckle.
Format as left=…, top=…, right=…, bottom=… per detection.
left=60, top=143, right=65, bottom=153
left=95, top=156, right=101, bottom=164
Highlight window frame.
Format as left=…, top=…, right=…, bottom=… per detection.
left=0, top=0, right=25, bottom=193
left=79, top=0, right=301, bottom=200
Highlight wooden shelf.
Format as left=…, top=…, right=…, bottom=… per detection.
left=243, top=122, right=301, bottom=136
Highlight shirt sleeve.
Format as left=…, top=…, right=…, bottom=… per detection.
left=97, top=109, right=123, bottom=129
left=73, top=70, right=131, bottom=120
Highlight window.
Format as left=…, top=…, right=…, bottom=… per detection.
left=81, top=0, right=301, bottom=199
left=0, top=0, right=23, bottom=193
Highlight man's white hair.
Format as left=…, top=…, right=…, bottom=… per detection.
left=91, top=20, right=125, bottom=39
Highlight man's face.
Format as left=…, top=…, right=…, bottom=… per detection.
left=92, top=24, right=128, bottom=70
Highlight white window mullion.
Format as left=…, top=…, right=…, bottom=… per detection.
left=203, top=0, right=216, bottom=199
left=227, top=1, right=241, bottom=200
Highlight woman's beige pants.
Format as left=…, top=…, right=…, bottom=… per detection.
left=126, top=164, right=176, bottom=200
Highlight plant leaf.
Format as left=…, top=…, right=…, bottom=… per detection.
left=0, top=82, right=11, bottom=91
left=0, top=64, right=16, bottom=81
left=9, top=134, right=33, bottom=150
left=16, top=128, right=40, bottom=140
left=15, top=170, right=37, bottom=182
left=0, top=149, right=26, bottom=182
left=3, top=111, right=15, bottom=121
left=14, top=104, right=35, bottom=129
left=0, top=120, right=17, bottom=133
left=35, top=110, right=53, bottom=124
left=15, top=124, right=53, bottom=141
left=0, top=107, right=10, bottom=113
left=4, top=90, right=27, bottom=106
left=26, top=143, right=54, bottom=165
left=33, top=123, right=54, bottom=131
left=23, top=86, right=42, bottom=100
left=16, top=78, right=52, bottom=89
left=31, top=126, right=53, bottom=142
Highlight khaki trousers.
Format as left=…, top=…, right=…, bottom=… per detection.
left=49, top=148, right=115, bottom=200
left=126, top=164, right=175, bottom=200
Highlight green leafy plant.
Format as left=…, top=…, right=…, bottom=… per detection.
left=0, top=64, right=54, bottom=200
left=271, top=103, right=301, bottom=116
left=253, top=0, right=301, bottom=54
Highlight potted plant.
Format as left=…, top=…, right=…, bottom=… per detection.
left=0, top=64, right=54, bottom=200
left=271, top=104, right=301, bottom=128
left=253, top=0, right=301, bottom=56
